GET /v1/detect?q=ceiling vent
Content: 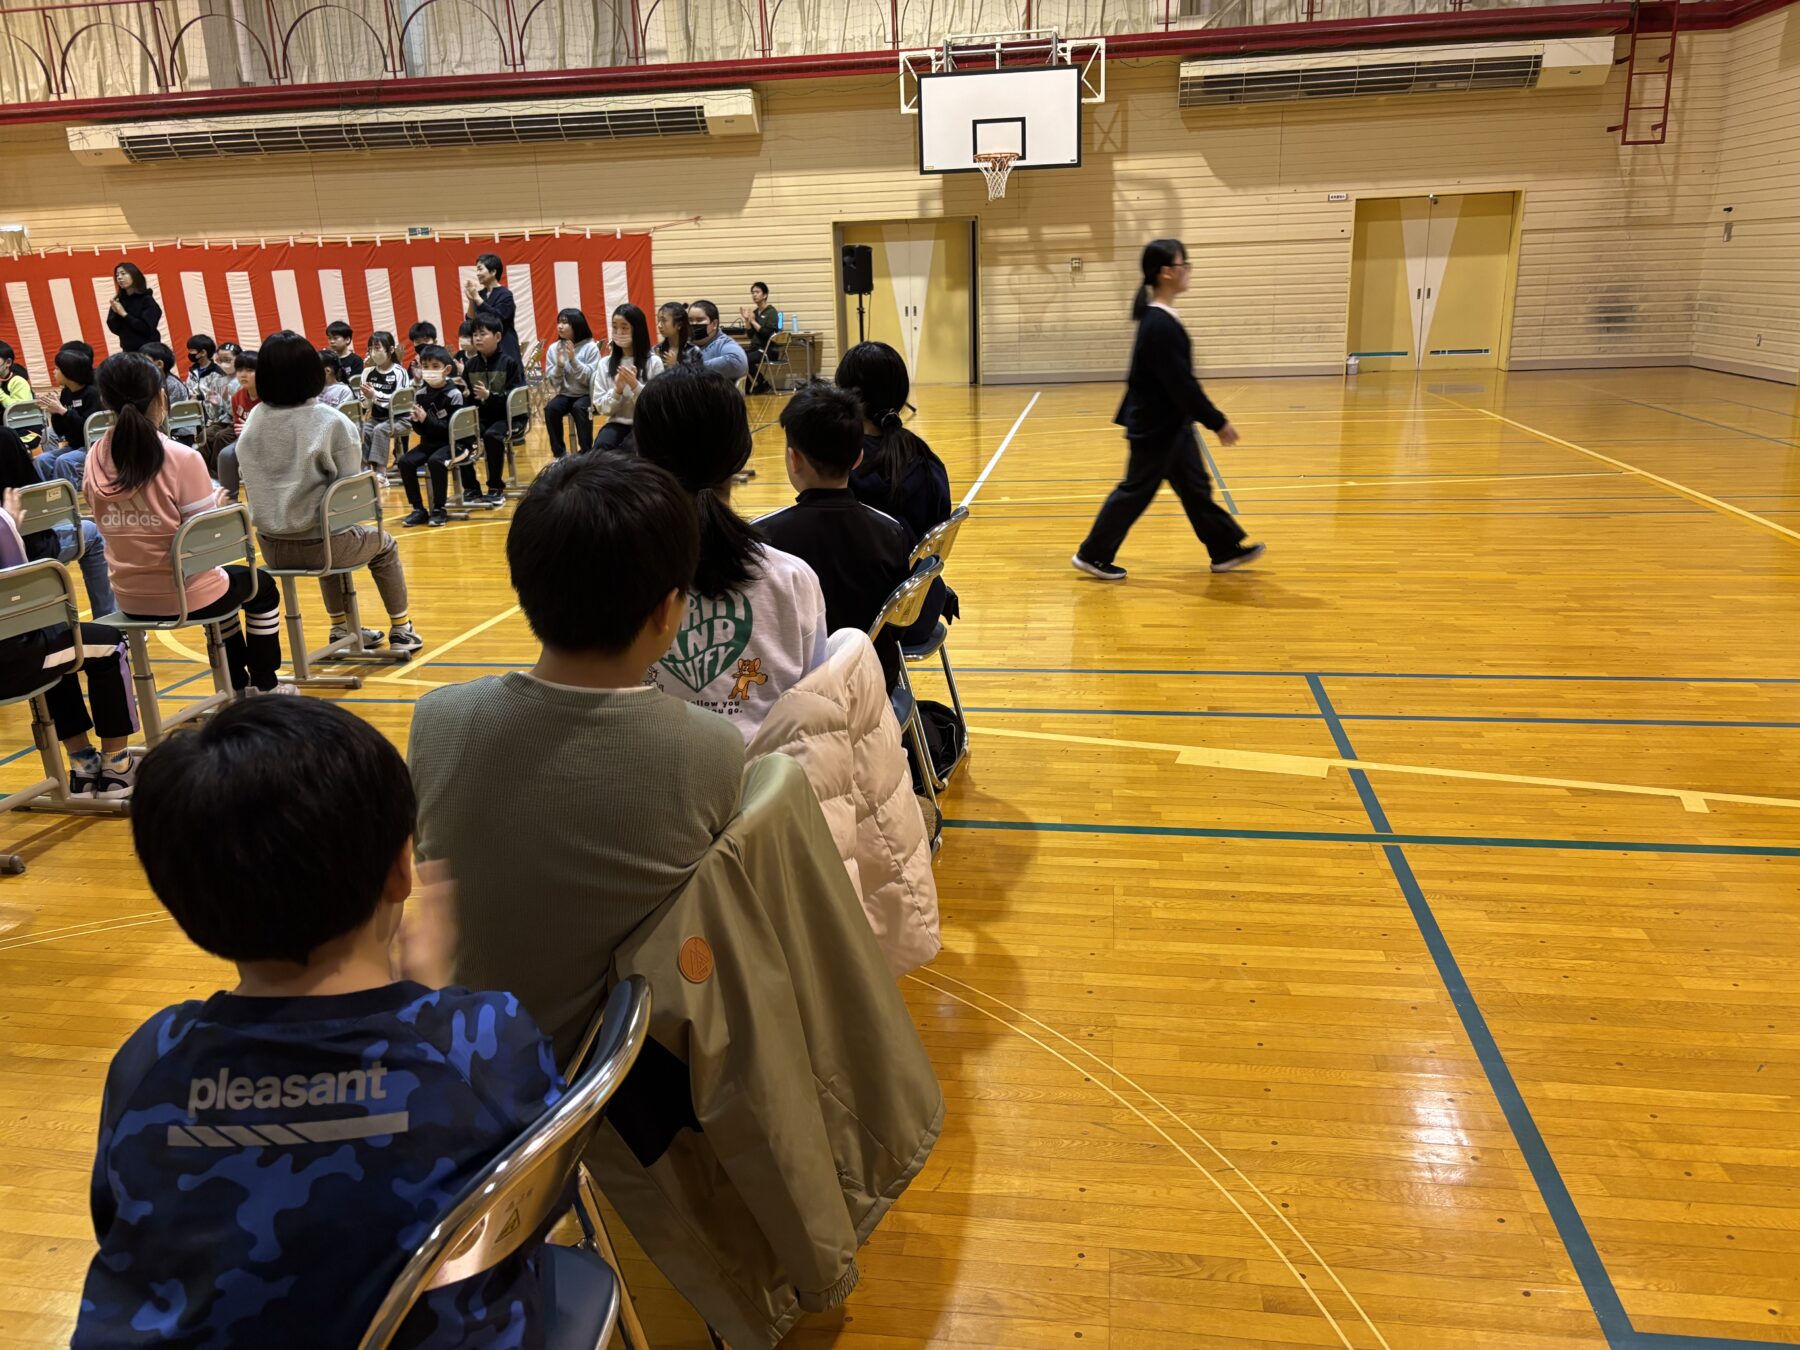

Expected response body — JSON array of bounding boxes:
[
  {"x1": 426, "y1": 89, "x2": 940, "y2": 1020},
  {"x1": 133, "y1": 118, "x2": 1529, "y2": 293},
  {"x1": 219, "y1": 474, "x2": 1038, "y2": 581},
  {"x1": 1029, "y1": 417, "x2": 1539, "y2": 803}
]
[
  {"x1": 67, "y1": 89, "x2": 760, "y2": 163},
  {"x1": 1179, "y1": 38, "x2": 1613, "y2": 106}
]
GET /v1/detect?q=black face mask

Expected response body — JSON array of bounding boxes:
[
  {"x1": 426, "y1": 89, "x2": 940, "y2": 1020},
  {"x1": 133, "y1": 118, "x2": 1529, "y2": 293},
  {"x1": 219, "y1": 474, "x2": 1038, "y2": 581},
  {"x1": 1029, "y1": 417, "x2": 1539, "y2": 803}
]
[{"x1": 691, "y1": 321, "x2": 711, "y2": 341}]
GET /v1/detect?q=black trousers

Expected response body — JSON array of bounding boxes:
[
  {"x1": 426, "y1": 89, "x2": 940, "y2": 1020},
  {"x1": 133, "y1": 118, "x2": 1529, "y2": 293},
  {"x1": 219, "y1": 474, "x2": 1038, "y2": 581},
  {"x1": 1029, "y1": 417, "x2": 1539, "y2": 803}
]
[
  {"x1": 124, "y1": 564, "x2": 282, "y2": 692},
  {"x1": 0, "y1": 623, "x2": 136, "y2": 741},
  {"x1": 399, "y1": 442, "x2": 450, "y2": 512},
  {"x1": 594, "y1": 420, "x2": 634, "y2": 453},
  {"x1": 1079, "y1": 428, "x2": 1246, "y2": 566},
  {"x1": 544, "y1": 394, "x2": 592, "y2": 458},
  {"x1": 480, "y1": 419, "x2": 524, "y2": 493}
]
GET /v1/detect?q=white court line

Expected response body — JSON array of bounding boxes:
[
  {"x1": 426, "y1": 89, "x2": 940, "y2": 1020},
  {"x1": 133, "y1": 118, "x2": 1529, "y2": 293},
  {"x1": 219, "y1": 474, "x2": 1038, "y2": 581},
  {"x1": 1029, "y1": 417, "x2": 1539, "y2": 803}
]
[
  {"x1": 959, "y1": 391, "x2": 1040, "y2": 509},
  {"x1": 0, "y1": 915, "x2": 170, "y2": 952}
]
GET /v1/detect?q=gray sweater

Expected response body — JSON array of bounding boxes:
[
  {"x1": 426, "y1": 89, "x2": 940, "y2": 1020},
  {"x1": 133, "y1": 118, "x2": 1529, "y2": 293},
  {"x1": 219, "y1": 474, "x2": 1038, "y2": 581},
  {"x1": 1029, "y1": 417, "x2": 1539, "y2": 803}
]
[
  {"x1": 408, "y1": 674, "x2": 746, "y2": 1059},
  {"x1": 234, "y1": 400, "x2": 362, "y2": 538}
]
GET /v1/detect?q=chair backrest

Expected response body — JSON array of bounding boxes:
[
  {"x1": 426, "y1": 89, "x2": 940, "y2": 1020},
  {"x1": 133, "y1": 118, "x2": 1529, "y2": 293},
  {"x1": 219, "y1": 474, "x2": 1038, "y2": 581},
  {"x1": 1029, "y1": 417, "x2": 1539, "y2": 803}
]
[
  {"x1": 166, "y1": 398, "x2": 205, "y2": 433},
  {"x1": 322, "y1": 471, "x2": 383, "y2": 540},
  {"x1": 909, "y1": 505, "x2": 969, "y2": 569},
  {"x1": 171, "y1": 504, "x2": 256, "y2": 621},
  {"x1": 767, "y1": 330, "x2": 791, "y2": 354},
  {"x1": 84, "y1": 410, "x2": 116, "y2": 447},
  {"x1": 868, "y1": 556, "x2": 943, "y2": 640},
  {"x1": 347, "y1": 372, "x2": 364, "y2": 392},
  {"x1": 447, "y1": 405, "x2": 480, "y2": 452},
  {"x1": 505, "y1": 385, "x2": 531, "y2": 423},
  {"x1": 357, "y1": 976, "x2": 653, "y2": 1350},
  {"x1": 3, "y1": 402, "x2": 45, "y2": 433},
  {"x1": 0, "y1": 557, "x2": 81, "y2": 653},
  {"x1": 387, "y1": 386, "x2": 416, "y2": 424},
  {"x1": 14, "y1": 479, "x2": 83, "y2": 549}
]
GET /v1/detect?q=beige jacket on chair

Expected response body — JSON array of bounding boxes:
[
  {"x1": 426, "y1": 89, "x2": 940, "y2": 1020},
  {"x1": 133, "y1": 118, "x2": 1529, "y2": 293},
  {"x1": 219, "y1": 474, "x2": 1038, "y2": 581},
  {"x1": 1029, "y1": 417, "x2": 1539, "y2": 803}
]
[
  {"x1": 746, "y1": 629, "x2": 941, "y2": 976},
  {"x1": 585, "y1": 752, "x2": 944, "y2": 1350}
]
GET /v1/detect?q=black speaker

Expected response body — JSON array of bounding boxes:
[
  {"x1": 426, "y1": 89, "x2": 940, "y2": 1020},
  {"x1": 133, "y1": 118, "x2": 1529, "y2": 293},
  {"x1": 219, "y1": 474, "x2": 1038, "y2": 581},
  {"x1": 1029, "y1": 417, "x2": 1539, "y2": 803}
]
[{"x1": 841, "y1": 243, "x2": 874, "y2": 296}]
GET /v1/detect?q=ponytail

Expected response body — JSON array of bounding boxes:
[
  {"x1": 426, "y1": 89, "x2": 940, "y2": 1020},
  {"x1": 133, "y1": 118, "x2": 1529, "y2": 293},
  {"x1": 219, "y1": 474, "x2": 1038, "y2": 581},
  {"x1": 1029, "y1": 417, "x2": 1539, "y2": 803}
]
[
  {"x1": 95, "y1": 352, "x2": 167, "y2": 494},
  {"x1": 833, "y1": 340, "x2": 930, "y2": 510},
  {"x1": 1133, "y1": 237, "x2": 1187, "y2": 321}
]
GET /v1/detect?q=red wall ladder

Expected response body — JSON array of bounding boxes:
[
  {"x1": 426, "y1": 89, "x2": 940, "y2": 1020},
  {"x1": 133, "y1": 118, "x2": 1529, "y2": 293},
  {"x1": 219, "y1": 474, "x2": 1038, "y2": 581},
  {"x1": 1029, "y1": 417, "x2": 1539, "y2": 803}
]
[{"x1": 1609, "y1": 1, "x2": 1682, "y2": 145}]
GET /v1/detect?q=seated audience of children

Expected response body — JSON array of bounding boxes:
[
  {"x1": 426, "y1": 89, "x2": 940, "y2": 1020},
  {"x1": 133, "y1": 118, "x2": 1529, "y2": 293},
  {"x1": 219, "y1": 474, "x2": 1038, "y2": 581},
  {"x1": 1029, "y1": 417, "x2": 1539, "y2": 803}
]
[
  {"x1": 398, "y1": 344, "x2": 464, "y2": 527},
  {"x1": 758, "y1": 382, "x2": 918, "y2": 690},
  {"x1": 359, "y1": 330, "x2": 411, "y2": 482},
  {"x1": 406, "y1": 320, "x2": 438, "y2": 381},
  {"x1": 73, "y1": 696, "x2": 562, "y2": 1348},
  {"x1": 0, "y1": 425, "x2": 116, "y2": 618},
  {"x1": 0, "y1": 485, "x2": 137, "y2": 798},
  {"x1": 84, "y1": 352, "x2": 290, "y2": 693},
  {"x1": 233, "y1": 331, "x2": 422, "y2": 654},
  {"x1": 635, "y1": 370, "x2": 826, "y2": 738},
  {"x1": 593, "y1": 304, "x2": 662, "y2": 452},
  {"x1": 461, "y1": 309, "x2": 525, "y2": 505},
  {"x1": 35, "y1": 344, "x2": 101, "y2": 487},
  {"x1": 542, "y1": 307, "x2": 600, "y2": 458},
  {"x1": 409, "y1": 451, "x2": 745, "y2": 1058},
  {"x1": 213, "y1": 348, "x2": 260, "y2": 498}
]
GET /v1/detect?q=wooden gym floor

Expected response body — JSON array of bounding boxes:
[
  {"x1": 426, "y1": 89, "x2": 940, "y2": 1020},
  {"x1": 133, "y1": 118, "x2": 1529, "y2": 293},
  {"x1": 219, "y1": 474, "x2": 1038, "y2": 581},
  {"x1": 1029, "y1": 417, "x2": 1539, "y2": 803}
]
[{"x1": 3, "y1": 366, "x2": 1799, "y2": 1348}]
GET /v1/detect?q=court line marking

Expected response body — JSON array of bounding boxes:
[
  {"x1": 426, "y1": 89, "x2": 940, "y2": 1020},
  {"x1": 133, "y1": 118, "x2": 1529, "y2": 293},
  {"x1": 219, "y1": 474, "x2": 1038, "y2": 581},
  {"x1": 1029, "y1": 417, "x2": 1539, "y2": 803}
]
[
  {"x1": 1305, "y1": 677, "x2": 1634, "y2": 1344},
  {"x1": 0, "y1": 908, "x2": 168, "y2": 949},
  {"x1": 0, "y1": 914, "x2": 171, "y2": 952},
  {"x1": 919, "y1": 967, "x2": 1393, "y2": 1350},
  {"x1": 1199, "y1": 436, "x2": 1238, "y2": 513},
  {"x1": 993, "y1": 469, "x2": 1628, "y2": 505},
  {"x1": 905, "y1": 971, "x2": 1365, "y2": 1350},
  {"x1": 1438, "y1": 398, "x2": 1800, "y2": 548},
  {"x1": 1582, "y1": 384, "x2": 1800, "y2": 451},
  {"x1": 153, "y1": 629, "x2": 211, "y2": 666},
  {"x1": 965, "y1": 723, "x2": 1784, "y2": 815},
  {"x1": 373, "y1": 604, "x2": 520, "y2": 683},
  {"x1": 959, "y1": 391, "x2": 1040, "y2": 509},
  {"x1": 965, "y1": 706, "x2": 1800, "y2": 731},
  {"x1": 941, "y1": 818, "x2": 1800, "y2": 858}
]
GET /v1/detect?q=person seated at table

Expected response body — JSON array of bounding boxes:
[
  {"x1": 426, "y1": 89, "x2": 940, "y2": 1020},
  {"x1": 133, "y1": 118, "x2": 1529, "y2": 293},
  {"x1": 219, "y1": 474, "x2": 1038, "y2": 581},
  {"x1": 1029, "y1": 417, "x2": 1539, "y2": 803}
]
[{"x1": 739, "y1": 281, "x2": 779, "y2": 393}]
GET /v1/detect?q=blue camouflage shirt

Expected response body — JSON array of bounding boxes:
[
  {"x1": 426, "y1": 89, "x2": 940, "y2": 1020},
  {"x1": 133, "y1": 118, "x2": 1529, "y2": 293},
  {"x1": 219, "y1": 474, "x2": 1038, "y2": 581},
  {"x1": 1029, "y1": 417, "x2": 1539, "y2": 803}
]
[{"x1": 74, "y1": 982, "x2": 563, "y2": 1349}]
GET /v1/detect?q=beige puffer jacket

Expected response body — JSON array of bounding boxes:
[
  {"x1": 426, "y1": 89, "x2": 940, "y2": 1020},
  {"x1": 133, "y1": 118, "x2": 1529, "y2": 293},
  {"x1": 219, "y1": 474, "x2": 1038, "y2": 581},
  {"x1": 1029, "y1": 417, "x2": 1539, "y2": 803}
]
[{"x1": 747, "y1": 629, "x2": 941, "y2": 976}]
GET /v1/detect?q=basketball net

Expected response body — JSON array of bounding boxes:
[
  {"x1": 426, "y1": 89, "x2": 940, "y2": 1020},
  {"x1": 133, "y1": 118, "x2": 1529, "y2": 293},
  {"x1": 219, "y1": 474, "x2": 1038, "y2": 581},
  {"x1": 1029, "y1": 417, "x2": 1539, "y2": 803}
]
[{"x1": 974, "y1": 151, "x2": 1019, "y2": 201}]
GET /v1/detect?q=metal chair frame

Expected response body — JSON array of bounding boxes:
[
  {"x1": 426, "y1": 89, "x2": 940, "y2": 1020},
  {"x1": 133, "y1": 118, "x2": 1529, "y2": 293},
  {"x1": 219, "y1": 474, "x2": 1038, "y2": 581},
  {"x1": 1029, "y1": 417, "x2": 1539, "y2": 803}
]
[
  {"x1": 444, "y1": 405, "x2": 499, "y2": 518},
  {"x1": 504, "y1": 384, "x2": 532, "y2": 497},
  {"x1": 261, "y1": 472, "x2": 412, "y2": 690},
  {"x1": 358, "y1": 977, "x2": 653, "y2": 1350},
  {"x1": 903, "y1": 506, "x2": 971, "y2": 791},
  {"x1": 870, "y1": 555, "x2": 947, "y2": 826},
  {"x1": 83, "y1": 410, "x2": 116, "y2": 449},
  {"x1": 96, "y1": 503, "x2": 257, "y2": 746},
  {"x1": 165, "y1": 398, "x2": 205, "y2": 439},
  {"x1": 757, "y1": 328, "x2": 794, "y2": 392},
  {"x1": 0, "y1": 556, "x2": 130, "y2": 874},
  {"x1": 3, "y1": 403, "x2": 46, "y2": 435},
  {"x1": 14, "y1": 480, "x2": 85, "y2": 566}
]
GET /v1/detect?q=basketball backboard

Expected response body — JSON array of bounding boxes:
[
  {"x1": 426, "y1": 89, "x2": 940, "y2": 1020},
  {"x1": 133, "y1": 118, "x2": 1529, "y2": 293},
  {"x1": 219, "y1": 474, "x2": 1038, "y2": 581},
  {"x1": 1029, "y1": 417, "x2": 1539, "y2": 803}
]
[{"x1": 903, "y1": 29, "x2": 1103, "y2": 178}]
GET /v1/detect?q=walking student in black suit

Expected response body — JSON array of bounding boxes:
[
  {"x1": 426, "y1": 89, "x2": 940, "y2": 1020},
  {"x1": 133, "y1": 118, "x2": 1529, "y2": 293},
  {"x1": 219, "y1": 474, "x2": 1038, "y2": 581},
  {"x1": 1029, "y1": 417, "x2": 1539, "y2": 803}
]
[{"x1": 1073, "y1": 238, "x2": 1263, "y2": 581}]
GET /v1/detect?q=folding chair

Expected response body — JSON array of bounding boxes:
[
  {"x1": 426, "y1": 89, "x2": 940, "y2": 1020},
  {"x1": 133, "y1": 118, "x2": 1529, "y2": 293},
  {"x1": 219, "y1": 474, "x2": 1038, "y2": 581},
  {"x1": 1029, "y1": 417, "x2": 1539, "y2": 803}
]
[
  {"x1": 263, "y1": 472, "x2": 412, "y2": 690},
  {"x1": 444, "y1": 406, "x2": 498, "y2": 519},
  {"x1": 347, "y1": 372, "x2": 364, "y2": 396},
  {"x1": 358, "y1": 976, "x2": 653, "y2": 1350},
  {"x1": 756, "y1": 330, "x2": 793, "y2": 392},
  {"x1": 3, "y1": 403, "x2": 45, "y2": 436},
  {"x1": 903, "y1": 506, "x2": 971, "y2": 791},
  {"x1": 504, "y1": 384, "x2": 532, "y2": 496},
  {"x1": 96, "y1": 504, "x2": 256, "y2": 746},
  {"x1": 165, "y1": 398, "x2": 205, "y2": 441},
  {"x1": 14, "y1": 479, "x2": 85, "y2": 562},
  {"x1": 0, "y1": 557, "x2": 129, "y2": 875},
  {"x1": 83, "y1": 410, "x2": 116, "y2": 448},
  {"x1": 870, "y1": 555, "x2": 947, "y2": 829}
]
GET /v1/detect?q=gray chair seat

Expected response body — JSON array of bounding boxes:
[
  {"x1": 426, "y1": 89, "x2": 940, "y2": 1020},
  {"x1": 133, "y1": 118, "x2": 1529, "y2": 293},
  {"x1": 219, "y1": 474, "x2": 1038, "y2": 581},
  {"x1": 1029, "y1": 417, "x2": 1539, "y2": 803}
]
[{"x1": 540, "y1": 1244, "x2": 620, "y2": 1350}]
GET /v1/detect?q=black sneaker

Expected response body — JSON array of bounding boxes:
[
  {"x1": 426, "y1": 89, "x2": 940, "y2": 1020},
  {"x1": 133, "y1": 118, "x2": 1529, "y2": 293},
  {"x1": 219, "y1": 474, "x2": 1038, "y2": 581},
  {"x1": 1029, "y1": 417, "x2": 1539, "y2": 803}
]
[
  {"x1": 1211, "y1": 542, "x2": 1266, "y2": 573},
  {"x1": 428, "y1": 509, "x2": 449, "y2": 527},
  {"x1": 1071, "y1": 554, "x2": 1127, "y2": 582},
  {"x1": 401, "y1": 508, "x2": 430, "y2": 527}
]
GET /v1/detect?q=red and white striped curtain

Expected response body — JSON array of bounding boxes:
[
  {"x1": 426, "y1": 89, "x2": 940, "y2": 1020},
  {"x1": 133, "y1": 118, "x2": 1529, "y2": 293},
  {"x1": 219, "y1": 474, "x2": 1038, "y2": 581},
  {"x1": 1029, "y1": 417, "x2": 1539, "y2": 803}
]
[{"x1": 0, "y1": 233, "x2": 655, "y2": 376}]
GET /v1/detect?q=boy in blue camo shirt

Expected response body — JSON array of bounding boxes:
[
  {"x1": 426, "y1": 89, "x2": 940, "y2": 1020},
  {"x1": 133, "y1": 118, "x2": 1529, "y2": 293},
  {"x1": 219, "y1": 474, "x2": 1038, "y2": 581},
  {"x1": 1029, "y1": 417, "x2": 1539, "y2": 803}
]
[{"x1": 74, "y1": 697, "x2": 563, "y2": 1349}]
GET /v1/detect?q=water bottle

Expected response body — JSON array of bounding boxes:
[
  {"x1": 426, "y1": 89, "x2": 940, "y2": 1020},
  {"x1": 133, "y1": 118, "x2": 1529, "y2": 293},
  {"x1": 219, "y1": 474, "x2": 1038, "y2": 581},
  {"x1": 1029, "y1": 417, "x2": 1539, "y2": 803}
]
[{"x1": 1345, "y1": 354, "x2": 1360, "y2": 377}]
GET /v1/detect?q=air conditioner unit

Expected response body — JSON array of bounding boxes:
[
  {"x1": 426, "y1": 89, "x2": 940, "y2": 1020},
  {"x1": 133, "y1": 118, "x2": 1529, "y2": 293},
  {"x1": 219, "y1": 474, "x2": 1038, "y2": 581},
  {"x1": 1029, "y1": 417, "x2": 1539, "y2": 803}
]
[
  {"x1": 66, "y1": 89, "x2": 760, "y2": 164},
  {"x1": 1178, "y1": 38, "x2": 1613, "y2": 106}
]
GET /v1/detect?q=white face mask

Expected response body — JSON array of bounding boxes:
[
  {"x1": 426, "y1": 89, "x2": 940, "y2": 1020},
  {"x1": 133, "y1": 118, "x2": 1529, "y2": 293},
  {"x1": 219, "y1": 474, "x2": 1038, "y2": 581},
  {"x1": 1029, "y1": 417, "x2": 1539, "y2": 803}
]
[{"x1": 421, "y1": 369, "x2": 447, "y2": 387}]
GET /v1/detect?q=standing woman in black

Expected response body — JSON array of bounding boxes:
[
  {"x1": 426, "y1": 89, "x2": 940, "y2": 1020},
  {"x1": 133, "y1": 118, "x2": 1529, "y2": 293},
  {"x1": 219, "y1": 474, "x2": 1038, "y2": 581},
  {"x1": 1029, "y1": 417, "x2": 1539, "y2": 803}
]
[
  {"x1": 1073, "y1": 238, "x2": 1263, "y2": 581},
  {"x1": 106, "y1": 263, "x2": 163, "y2": 354},
  {"x1": 462, "y1": 253, "x2": 522, "y2": 368}
]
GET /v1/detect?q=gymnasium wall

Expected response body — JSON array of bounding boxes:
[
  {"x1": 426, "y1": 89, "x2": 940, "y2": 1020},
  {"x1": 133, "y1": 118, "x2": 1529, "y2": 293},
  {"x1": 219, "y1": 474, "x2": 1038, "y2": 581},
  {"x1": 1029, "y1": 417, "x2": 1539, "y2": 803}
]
[
  {"x1": 1, "y1": 19, "x2": 1791, "y2": 384},
  {"x1": 1694, "y1": 7, "x2": 1800, "y2": 383}
]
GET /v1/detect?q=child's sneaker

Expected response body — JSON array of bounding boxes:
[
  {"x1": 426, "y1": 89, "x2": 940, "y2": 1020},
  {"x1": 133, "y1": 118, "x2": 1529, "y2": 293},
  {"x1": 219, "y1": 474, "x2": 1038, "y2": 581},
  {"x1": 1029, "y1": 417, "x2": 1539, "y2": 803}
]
[
  {"x1": 401, "y1": 508, "x2": 431, "y2": 528},
  {"x1": 388, "y1": 623, "x2": 423, "y2": 655},
  {"x1": 74, "y1": 750, "x2": 137, "y2": 801},
  {"x1": 329, "y1": 624, "x2": 385, "y2": 648},
  {"x1": 427, "y1": 509, "x2": 449, "y2": 527}
]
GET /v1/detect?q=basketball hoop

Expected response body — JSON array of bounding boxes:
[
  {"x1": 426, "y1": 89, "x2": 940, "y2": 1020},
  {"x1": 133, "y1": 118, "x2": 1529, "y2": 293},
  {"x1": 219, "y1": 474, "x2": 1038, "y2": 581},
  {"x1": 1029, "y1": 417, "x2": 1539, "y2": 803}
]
[{"x1": 974, "y1": 151, "x2": 1019, "y2": 201}]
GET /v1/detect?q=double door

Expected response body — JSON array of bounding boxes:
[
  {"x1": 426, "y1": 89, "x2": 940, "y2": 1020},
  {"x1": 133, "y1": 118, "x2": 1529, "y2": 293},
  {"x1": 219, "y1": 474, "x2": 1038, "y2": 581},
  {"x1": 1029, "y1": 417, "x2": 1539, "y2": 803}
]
[
  {"x1": 839, "y1": 219, "x2": 973, "y2": 384},
  {"x1": 1347, "y1": 192, "x2": 1517, "y2": 372}
]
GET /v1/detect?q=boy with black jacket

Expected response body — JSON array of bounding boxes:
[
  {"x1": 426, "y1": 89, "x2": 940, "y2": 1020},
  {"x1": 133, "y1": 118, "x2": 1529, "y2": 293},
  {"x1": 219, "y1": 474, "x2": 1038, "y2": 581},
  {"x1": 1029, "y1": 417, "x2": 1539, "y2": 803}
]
[
  {"x1": 397, "y1": 346, "x2": 464, "y2": 527},
  {"x1": 461, "y1": 309, "x2": 524, "y2": 505},
  {"x1": 757, "y1": 382, "x2": 917, "y2": 691}
]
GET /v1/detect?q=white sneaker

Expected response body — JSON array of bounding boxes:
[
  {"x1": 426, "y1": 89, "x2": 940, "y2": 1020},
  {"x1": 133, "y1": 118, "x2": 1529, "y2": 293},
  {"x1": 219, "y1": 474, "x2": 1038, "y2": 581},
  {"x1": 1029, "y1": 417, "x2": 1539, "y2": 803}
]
[
  {"x1": 73, "y1": 750, "x2": 137, "y2": 801},
  {"x1": 329, "y1": 624, "x2": 385, "y2": 649},
  {"x1": 251, "y1": 681, "x2": 301, "y2": 696},
  {"x1": 388, "y1": 623, "x2": 423, "y2": 655}
]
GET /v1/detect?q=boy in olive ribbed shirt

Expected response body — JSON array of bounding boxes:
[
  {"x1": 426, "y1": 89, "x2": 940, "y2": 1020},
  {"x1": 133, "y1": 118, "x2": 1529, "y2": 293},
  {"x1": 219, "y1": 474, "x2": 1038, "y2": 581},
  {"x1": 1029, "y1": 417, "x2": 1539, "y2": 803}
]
[{"x1": 408, "y1": 453, "x2": 744, "y2": 1063}]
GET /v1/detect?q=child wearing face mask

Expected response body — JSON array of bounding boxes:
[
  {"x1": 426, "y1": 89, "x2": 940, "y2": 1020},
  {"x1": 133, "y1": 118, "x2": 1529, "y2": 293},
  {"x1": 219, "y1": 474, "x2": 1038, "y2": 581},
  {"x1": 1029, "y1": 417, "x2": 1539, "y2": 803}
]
[
  {"x1": 358, "y1": 331, "x2": 411, "y2": 483},
  {"x1": 397, "y1": 346, "x2": 465, "y2": 528}
]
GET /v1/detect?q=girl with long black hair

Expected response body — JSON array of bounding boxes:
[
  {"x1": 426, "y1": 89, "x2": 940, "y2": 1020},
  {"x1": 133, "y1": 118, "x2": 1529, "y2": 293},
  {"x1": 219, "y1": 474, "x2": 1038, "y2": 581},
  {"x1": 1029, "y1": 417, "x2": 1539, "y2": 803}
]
[
  {"x1": 543, "y1": 308, "x2": 601, "y2": 458},
  {"x1": 836, "y1": 341, "x2": 952, "y2": 540},
  {"x1": 654, "y1": 302, "x2": 703, "y2": 372},
  {"x1": 83, "y1": 353, "x2": 290, "y2": 693},
  {"x1": 107, "y1": 262, "x2": 163, "y2": 354},
  {"x1": 594, "y1": 303, "x2": 662, "y2": 452},
  {"x1": 1073, "y1": 238, "x2": 1262, "y2": 581},
  {"x1": 633, "y1": 369, "x2": 826, "y2": 739}
]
